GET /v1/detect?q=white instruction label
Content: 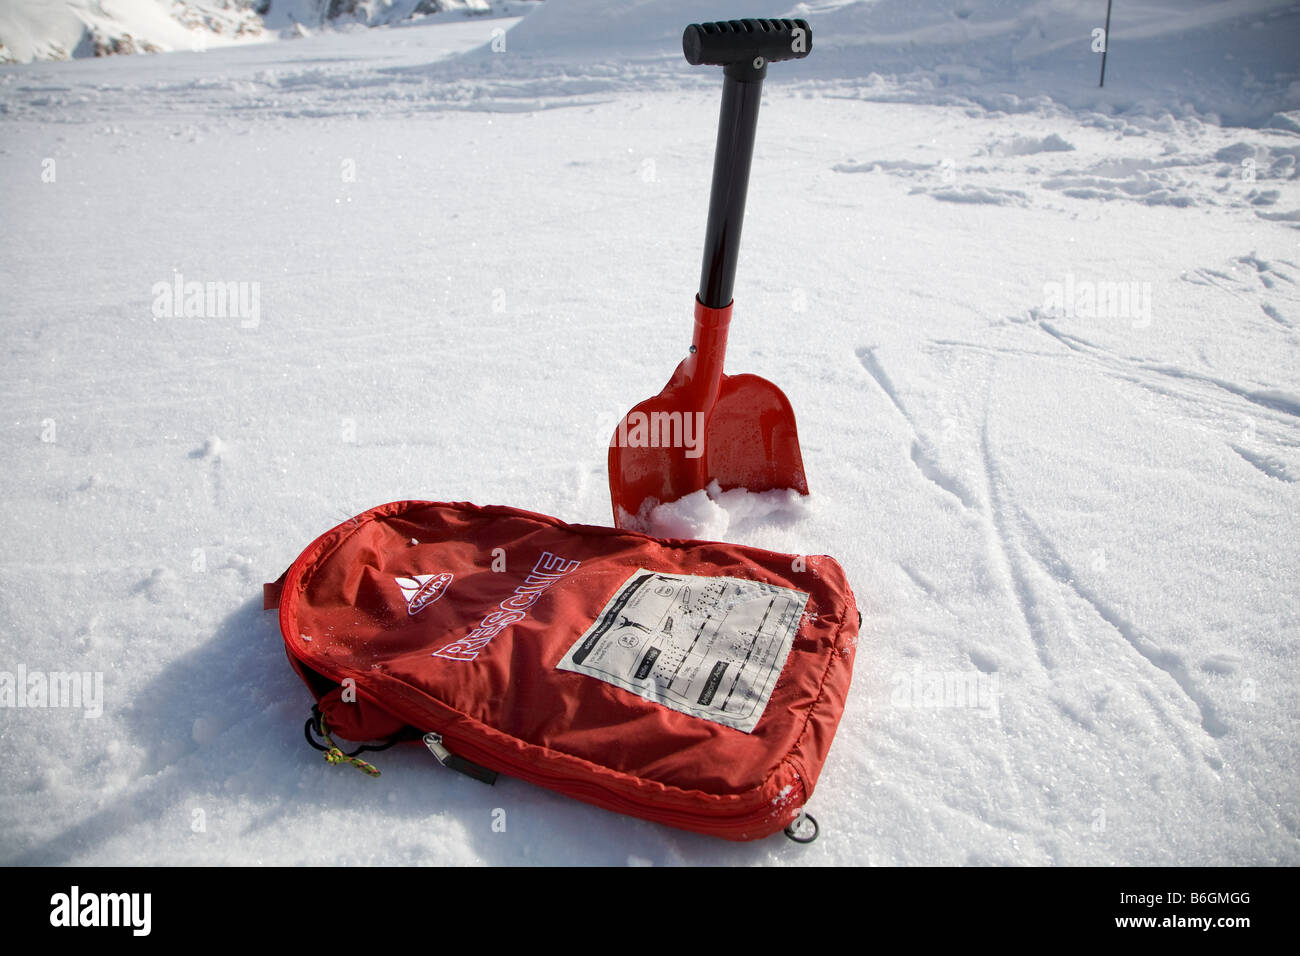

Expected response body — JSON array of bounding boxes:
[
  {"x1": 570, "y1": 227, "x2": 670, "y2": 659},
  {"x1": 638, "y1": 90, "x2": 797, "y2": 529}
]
[{"x1": 556, "y1": 569, "x2": 809, "y2": 733}]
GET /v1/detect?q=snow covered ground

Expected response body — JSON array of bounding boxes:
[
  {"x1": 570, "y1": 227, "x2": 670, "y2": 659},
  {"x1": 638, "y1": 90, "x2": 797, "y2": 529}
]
[{"x1": 2, "y1": 0, "x2": 1298, "y2": 865}]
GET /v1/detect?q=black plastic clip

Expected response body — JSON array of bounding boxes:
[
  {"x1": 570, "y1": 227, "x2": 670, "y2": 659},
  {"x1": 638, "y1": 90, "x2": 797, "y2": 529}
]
[{"x1": 784, "y1": 809, "x2": 819, "y2": 844}]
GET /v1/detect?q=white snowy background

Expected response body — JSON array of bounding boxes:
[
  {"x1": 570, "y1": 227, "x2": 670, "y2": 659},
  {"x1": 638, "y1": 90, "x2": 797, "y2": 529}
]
[{"x1": 1, "y1": 0, "x2": 1298, "y2": 865}]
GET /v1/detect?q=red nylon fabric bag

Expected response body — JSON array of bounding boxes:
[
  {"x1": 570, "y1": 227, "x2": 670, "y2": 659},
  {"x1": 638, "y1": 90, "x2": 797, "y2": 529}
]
[{"x1": 272, "y1": 500, "x2": 858, "y2": 841}]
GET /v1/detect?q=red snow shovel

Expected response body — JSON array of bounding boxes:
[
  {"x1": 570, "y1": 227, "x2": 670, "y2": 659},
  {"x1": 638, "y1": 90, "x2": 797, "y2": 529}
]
[{"x1": 609, "y1": 19, "x2": 811, "y2": 528}]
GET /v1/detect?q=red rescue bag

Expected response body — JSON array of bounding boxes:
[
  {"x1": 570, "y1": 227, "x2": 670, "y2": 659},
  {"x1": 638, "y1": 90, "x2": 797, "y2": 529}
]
[{"x1": 267, "y1": 500, "x2": 858, "y2": 841}]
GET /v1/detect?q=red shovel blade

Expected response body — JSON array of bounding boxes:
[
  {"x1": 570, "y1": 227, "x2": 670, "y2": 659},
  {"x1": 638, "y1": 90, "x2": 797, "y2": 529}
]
[{"x1": 608, "y1": 300, "x2": 808, "y2": 528}]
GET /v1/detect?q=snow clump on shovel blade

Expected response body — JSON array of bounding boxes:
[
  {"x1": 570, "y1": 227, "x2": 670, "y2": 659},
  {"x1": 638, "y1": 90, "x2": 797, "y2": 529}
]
[{"x1": 625, "y1": 481, "x2": 811, "y2": 541}]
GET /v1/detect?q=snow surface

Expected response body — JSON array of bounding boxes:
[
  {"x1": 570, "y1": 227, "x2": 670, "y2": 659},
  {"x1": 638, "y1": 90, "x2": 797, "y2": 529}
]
[{"x1": 1, "y1": 0, "x2": 1299, "y2": 865}]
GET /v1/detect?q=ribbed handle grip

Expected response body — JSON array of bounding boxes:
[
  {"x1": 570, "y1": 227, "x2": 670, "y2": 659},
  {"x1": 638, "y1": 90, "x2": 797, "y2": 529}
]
[{"x1": 682, "y1": 18, "x2": 812, "y2": 68}]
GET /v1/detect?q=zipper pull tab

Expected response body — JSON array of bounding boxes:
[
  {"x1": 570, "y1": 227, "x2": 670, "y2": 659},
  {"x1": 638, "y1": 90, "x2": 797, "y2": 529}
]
[
  {"x1": 423, "y1": 733, "x2": 498, "y2": 786},
  {"x1": 422, "y1": 732, "x2": 454, "y2": 763}
]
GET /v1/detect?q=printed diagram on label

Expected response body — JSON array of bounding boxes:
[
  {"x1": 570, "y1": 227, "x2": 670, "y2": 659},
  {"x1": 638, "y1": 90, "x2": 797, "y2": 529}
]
[{"x1": 556, "y1": 569, "x2": 809, "y2": 733}]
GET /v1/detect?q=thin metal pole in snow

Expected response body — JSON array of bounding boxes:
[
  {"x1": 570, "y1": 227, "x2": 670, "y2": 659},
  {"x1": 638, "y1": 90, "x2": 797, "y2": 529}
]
[{"x1": 1099, "y1": 0, "x2": 1114, "y2": 87}]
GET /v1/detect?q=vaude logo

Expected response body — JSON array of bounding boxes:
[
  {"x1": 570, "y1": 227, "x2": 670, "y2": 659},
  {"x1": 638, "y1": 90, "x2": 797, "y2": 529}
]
[
  {"x1": 50, "y1": 886, "x2": 151, "y2": 936},
  {"x1": 396, "y1": 572, "x2": 454, "y2": 615}
]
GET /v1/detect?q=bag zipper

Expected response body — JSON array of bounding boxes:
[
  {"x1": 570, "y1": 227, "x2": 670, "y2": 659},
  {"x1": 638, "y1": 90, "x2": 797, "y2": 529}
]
[
  {"x1": 428, "y1": 723, "x2": 803, "y2": 841},
  {"x1": 292, "y1": 642, "x2": 803, "y2": 840},
  {"x1": 423, "y1": 732, "x2": 499, "y2": 786}
]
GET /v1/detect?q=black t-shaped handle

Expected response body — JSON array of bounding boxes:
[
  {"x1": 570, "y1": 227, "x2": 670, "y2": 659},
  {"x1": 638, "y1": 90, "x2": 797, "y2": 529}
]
[{"x1": 683, "y1": 18, "x2": 811, "y2": 81}]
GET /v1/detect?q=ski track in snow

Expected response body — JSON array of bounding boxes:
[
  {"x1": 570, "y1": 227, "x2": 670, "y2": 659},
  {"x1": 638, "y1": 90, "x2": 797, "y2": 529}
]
[
  {"x1": 856, "y1": 345, "x2": 979, "y2": 510},
  {"x1": 1029, "y1": 303, "x2": 1300, "y2": 441},
  {"x1": 977, "y1": 399, "x2": 1059, "y2": 674},
  {"x1": 862, "y1": 336, "x2": 1247, "y2": 739},
  {"x1": 1011, "y1": 503, "x2": 1231, "y2": 741},
  {"x1": 861, "y1": 323, "x2": 1298, "y2": 722}
]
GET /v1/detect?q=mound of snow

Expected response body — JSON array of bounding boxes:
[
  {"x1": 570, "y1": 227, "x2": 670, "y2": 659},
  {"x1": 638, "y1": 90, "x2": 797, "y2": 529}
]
[
  {"x1": 623, "y1": 482, "x2": 811, "y2": 541},
  {"x1": 0, "y1": 0, "x2": 263, "y2": 63},
  {"x1": 0, "y1": 0, "x2": 527, "y2": 64}
]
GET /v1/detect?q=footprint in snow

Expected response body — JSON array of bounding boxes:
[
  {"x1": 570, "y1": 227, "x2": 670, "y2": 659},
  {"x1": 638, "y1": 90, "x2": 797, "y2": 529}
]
[
  {"x1": 987, "y1": 133, "x2": 1075, "y2": 157},
  {"x1": 1200, "y1": 652, "x2": 1243, "y2": 676},
  {"x1": 189, "y1": 436, "x2": 225, "y2": 460},
  {"x1": 909, "y1": 184, "x2": 1028, "y2": 206}
]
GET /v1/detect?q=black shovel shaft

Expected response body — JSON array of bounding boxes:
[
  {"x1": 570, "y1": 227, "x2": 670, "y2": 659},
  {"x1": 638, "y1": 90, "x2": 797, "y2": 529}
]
[
  {"x1": 699, "y1": 75, "x2": 763, "y2": 308},
  {"x1": 687, "y1": 19, "x2": 811, "y2": 309}
]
